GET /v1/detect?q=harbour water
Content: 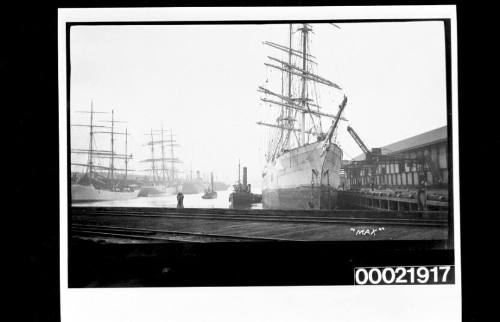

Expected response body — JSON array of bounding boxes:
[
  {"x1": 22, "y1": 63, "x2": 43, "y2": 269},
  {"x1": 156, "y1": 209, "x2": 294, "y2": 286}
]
[{"x1": 73, "y1": 188, "x2": 262, "y2": 209}]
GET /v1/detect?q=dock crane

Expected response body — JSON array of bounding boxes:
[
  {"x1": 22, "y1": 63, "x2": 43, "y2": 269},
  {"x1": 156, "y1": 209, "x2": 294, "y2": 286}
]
[
  {"x1": 346, "y1": 126, "x2": 376, "y2": 160},
  {"x1": 346, "y1": 125, "x2": 443, "y2": 186}
]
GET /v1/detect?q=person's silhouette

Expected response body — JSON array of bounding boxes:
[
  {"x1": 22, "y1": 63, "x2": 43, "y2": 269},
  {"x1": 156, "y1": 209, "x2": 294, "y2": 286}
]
[{"x1": 177, "y1": 192, "x2": 184, "y2": 208}]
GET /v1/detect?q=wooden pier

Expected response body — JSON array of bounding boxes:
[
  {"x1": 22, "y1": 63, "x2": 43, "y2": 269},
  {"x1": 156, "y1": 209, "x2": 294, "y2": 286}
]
[
  {"x1": 338, "y1": 190, "x2": 449, "y2": 211},
  {"x1": 71, "y1": 206, "x2": 448, "y2": 243}
]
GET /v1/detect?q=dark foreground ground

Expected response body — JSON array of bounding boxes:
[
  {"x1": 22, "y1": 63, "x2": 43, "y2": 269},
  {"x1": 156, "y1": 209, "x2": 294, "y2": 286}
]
[{"x1": 69, "y1": 207, "x2": 452, "y2": 287}]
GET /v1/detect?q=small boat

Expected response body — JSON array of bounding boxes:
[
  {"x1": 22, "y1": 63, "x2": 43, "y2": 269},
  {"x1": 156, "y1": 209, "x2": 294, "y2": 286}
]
[{"x1": 202, "y1": 172, "x2": 218, "y2": 199}]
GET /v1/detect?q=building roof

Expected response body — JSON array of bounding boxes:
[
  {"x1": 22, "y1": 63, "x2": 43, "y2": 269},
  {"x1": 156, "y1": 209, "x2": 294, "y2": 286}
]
[{"x1": 352, "y1": 125, "x2": 448, "y2": 161}]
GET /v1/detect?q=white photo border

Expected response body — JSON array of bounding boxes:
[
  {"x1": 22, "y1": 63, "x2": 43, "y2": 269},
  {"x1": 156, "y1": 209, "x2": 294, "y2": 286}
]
[{"x1": 59, "y1": 6, "x2": 460, "y2": 322}]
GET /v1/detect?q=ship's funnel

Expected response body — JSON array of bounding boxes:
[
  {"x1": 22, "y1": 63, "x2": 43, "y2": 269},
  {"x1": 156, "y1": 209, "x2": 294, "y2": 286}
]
[{"x1": 243, "y1": 167, "x2": 247, "y2": 186}]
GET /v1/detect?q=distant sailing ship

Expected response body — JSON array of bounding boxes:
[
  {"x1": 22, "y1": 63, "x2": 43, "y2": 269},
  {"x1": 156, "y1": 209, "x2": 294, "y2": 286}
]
[
  {"x1": 139, "y1": 127, "x2": 182, "y2": 197},
  {"x1": 71, "y1": 102, "x2": 139, "y2": 202},
  {"x1": 257, "y1": 24, "x2": 348, "y2": 210}
]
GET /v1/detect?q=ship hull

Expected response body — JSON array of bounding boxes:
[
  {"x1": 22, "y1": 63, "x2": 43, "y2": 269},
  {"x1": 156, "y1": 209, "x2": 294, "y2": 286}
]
[
  {"x1": 262, "y1": 141, "x2": 342, "y2": 210},
  {"x1": 71, "y1": 184, "x2": 140, "y2": 203},
  {"x1": 181, "y1": 181, "x2": 206, "y2": 194},
  {"x1": 201, "y1": 191, "x2": 218, "y2": 199},
  {"x1": 138, "y1": 185, "x2": 178, "y2": 197},
  {"x1": 230, "y1": 191, "x2": 262, "y2": 206}
]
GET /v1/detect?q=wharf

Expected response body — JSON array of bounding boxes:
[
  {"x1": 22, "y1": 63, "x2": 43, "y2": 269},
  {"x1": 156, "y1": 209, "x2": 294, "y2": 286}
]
[
  {"x1": 338, "y1": 190, "x2": 449, "y2": 211},
  {"x1": 69, "y1": 206, "x2": 450, "y2": 287},
  {"x1": 71, "y1": 206, "x2": 448, "y2": 243}
]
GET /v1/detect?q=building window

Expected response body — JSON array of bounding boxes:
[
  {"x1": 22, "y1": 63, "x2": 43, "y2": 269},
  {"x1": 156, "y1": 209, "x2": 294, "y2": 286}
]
[
  {"x1": 431, "y1": 146, "x2": 438, "y2": 162},
  {"x1": 439, "y1": 144, "x2": 447, "y2": 169}
]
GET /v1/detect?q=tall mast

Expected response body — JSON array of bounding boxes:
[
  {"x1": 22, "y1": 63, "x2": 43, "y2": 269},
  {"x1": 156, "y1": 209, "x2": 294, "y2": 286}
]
[
  {"x1": 88, "y1": 100, "x2": 94, "y2": 179},
  {"x1": 284, "y1": 24, "x2": 293, "y2": 150},
  {"x1": 257, "y1": 23, "x2": 347, "y2": 158},
  {"x1": 170, "y1": 129, "x2": 175, "y2": 182},
  {"x1": 150, "y1": 128, "x2": 156, "y2": 184},
  {"x1": 288, "y1": 24, "x2": 293, "y2": 99},
  {"x1": 161, "y1": 125, "x2": 166, "y2": 184},
  {"x1": 72, "y1": 106, "x2": 132, "y2": 181},
  {"x1": 124, "y1": 127, "x2": 128, "y2": 182},
  {"x1": 300, "y1": 23, "x2": 309, "y2": 145},
  {"x1": 109, "y1": 109, "x2": 115, "y2": 182}
]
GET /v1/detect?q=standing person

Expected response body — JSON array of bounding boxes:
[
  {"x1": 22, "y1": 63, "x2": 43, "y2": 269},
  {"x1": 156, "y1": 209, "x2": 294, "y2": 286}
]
[
  {"x1": 177, "y1": 192, "x2": 184, "y2": 208},
  {"x1": 417, "y1": 179, "x2": 428, "y2": 211}
]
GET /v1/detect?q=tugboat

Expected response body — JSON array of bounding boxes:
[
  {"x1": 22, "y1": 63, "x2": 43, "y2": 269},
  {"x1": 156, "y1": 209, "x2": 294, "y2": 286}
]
[
  {"x1": 202, "y1": 172, "x2": 217, "y2": 199},
  {"x1": 229, "y1": 161, "x2": 262, "y2": 208}
]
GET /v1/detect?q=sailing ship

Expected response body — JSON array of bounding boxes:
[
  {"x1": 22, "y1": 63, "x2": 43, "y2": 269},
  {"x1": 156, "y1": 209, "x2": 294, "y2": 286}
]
[
  {"x1": 71, "y1": 103, "x2": 139, "y2": 203},
  {"x1": 257, "y1": 24, "x2": 348, "y2": 210},
  {"x1": 201, "y1": 172, "x2": 217, "y2": 199},
  {"x1": 139, "y1": 127, "x2": 182, "y2": 197}
]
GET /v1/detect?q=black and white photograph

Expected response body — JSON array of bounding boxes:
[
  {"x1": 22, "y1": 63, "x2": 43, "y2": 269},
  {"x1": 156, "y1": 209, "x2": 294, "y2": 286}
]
[{"x1": 58, "y1": 5, "x2": 461, "y2": 322}]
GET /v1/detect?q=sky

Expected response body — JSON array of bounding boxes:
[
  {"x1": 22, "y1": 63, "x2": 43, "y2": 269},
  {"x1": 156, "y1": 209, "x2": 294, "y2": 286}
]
[{"x1": 70, "y1": 21, "x2": 447, "y2": 187}]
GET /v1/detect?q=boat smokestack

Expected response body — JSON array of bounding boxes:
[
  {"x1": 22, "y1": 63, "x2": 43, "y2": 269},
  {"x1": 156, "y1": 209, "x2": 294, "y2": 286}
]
[{"x1": 243, "y1": 167, "x2": 247, "y2": 186}]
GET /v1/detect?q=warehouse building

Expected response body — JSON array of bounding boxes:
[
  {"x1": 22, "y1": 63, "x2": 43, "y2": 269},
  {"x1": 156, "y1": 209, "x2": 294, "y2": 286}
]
[
  {"x1": 340, "y1": 125, "x2": 449, "y2": 210},
  {"x1": 344, "y1": 125, "x2": 448, "y2": 189}
]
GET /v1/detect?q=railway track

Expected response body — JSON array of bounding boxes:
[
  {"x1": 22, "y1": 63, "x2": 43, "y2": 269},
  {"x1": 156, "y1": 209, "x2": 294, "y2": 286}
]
[
  {"x1": 72, "y1": 206, "x2": 447, "y2": 218},
  {"x1": 72, "y1": 207, "x2": 447, "y2": 227},
  {"x1": 72, "y1": 223, "x2": 289, "y2": 242}
]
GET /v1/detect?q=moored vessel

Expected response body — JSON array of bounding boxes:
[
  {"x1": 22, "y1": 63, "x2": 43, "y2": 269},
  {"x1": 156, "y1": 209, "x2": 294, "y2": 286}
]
[
  {"x1": 229, "y1": 162, "x2": 261, "y2": 208},
  {"x1": 258, "y1": 24, "x2": 348, "y2": 210},
  {"x1": 181, "y1": 170, "x2": 206, "y2": 194},
  {"x1": 139, "y1": 127, "x2": 182, "y2": 197},
  {"x1": 71, "y1": 103, "x2": 139, "y2": 203},
  {"x1": 202, "y1": 172, "x2": 217, "y2": 199}
]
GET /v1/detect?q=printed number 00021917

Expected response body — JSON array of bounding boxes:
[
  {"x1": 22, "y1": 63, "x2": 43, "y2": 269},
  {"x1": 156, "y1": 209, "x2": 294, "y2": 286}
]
[{"x1": 354, "y1": 266, "x2": 454, "y2": 285}]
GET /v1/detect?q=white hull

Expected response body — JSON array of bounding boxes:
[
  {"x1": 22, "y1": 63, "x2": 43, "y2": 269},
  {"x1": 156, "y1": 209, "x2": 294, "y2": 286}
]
[
  {"x1": 71, "y1": 184, "x2": 140, "y2": 203},
  {"x1": 262, "y1": 141, "x2": 342, "y2": 209}
]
